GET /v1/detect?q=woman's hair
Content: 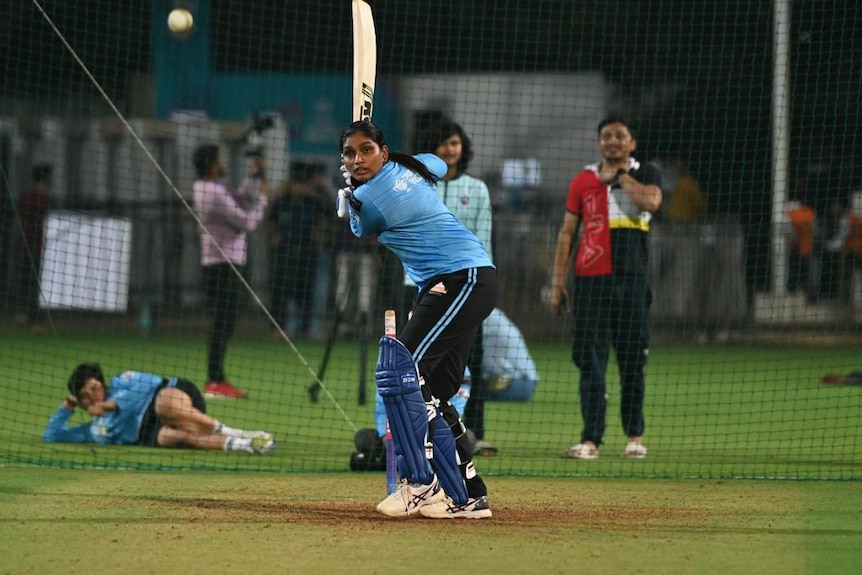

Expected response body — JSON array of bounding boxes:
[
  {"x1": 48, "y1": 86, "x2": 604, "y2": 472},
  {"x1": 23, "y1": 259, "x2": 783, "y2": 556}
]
[
  {"x1": 415, "y1": 119, "x2": 474, "y2": 174},
  {"x1": 67, "y1": 363, "x2": 105, "y2": 397},
  {"x1": 340, "y1": 121, "x2": 439, "y2": 185},
  {"x1": 193, "y1": 144, "x2": 220, "y2": 178}
]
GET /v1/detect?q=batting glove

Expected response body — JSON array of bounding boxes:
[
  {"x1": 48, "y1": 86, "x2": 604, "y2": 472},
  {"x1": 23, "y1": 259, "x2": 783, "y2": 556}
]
[
  {"x1": 336, "y1": 187, "x2": 363, "y2": 218},
  {"x1": 336, "y1": 187, "x2": 351, "y2": 218},
  {"x1": 340, "y1": 163, "x2": 353, "y2": 187}
]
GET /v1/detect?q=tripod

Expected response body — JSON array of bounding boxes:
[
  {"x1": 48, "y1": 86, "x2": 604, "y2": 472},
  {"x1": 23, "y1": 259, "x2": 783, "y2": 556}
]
[{"x1": 307, "y1": 240, "x2": 377, "y2": 404}]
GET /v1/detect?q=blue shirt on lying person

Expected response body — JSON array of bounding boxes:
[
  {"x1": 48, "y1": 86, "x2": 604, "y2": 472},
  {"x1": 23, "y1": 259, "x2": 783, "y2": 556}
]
[{"x1": 43, "y1": 371, "x2": 175, "y2": 444}]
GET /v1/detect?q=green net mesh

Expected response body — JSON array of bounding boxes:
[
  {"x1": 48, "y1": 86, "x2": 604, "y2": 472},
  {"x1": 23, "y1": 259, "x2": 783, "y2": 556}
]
[{"x1": 1, "y1": 0, "x2": 860, "y2": 479}]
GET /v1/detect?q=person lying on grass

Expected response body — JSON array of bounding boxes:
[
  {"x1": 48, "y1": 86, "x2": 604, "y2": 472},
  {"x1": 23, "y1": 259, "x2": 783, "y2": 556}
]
[{"x1": 42, "y1": 362, "x2": 275, "y2": 454}]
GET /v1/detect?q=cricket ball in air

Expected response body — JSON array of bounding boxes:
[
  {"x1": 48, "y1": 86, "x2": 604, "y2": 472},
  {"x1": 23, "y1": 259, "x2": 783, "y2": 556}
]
[{"x1": 167, "y1": 9, "x2": 194, "y2": 34}]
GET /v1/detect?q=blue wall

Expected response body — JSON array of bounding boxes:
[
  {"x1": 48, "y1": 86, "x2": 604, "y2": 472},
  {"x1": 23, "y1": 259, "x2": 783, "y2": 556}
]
[{"x1": 151, "y1": 0, "x2": 400, "y2": 154}]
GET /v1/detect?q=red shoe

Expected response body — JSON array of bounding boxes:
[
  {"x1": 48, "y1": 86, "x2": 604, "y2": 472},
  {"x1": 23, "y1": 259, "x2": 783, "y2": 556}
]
[{"x1": 204, "y1": 380, "x2": 248, "y2": 399}]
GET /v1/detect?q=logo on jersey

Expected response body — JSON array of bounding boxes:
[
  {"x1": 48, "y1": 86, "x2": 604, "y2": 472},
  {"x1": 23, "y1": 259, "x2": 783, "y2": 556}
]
[
  {"x1": 395, "y1": 171, "x2": 423, "y2": 192},
  {"x1": 394, "y1": 177, "x2": 409, "y2": 192},
  {"x1": 429, "y1": 282, "x2": 447, "y2": 295},
  {"x1": 579, "y1": 195, "x2": 606, "y2": 269}
]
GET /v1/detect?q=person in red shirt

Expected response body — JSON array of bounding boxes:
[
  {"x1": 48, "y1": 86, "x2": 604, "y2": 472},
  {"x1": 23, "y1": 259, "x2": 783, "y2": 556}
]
[
  {"x1": 15, "y1": 164, "x2": 54, "y2": 329},
  {"x1": 548, "y1": 117, "x2": 663, "y2": 460}
]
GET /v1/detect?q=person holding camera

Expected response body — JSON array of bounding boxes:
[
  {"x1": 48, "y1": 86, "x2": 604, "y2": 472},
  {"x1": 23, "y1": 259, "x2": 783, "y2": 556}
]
[{"x1": 192, "y1": 144, "x2": 268, "y2": 399}]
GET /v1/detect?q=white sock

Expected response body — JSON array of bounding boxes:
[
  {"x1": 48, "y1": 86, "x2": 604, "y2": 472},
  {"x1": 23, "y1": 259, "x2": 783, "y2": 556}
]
[
  {"x1": 214, "y1": 420, "x2": 247, "y2": 438},
  {"x1": 223, "y1": 436, "x2": 253, "y2": 453}
]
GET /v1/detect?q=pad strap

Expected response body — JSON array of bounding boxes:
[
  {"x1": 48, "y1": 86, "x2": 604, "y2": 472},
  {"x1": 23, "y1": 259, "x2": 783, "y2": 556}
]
[
  {"x1": 376, "y1": 336, "x2": 433, "y2": 484},
  {"x1": 429, "y1": 407, "x2": 469, "y2": 505}
]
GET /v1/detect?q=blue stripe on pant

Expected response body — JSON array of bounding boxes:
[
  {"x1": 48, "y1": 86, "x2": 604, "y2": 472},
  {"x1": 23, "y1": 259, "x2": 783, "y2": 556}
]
[
  {"x1": 396, "y1": 266, "x2": 497, "y2": 499},
  {"x1": 400, "y1": 267, "x2": 496, "y2": 404}
]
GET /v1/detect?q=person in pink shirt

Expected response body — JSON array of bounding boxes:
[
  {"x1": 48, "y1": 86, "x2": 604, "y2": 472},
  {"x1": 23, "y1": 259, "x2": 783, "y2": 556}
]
[{"x1": 192, "y1": 145, "x2": 268, "y2": 398}]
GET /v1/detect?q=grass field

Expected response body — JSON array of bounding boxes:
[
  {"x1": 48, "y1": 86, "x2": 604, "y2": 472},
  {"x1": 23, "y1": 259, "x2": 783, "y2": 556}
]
[
  {"x1": 2, "y1": 328, "x2": 860, "y2": 479},
  {"x1": 2, "y1": 468, "x2": 861, "y2": 575},
  {"x1": 1, "y1": 327, "x2": 861, "y2": 574}
]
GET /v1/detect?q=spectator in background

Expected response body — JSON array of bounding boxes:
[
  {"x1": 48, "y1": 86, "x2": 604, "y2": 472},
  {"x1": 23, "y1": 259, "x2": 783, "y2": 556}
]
[
  {"x1": 267, "y1": 162, "x2": 329, "y2": 339},
  {"x1": 481, "y1": 308, "x2": 539, "y2": 403},
  {"x1": 784, "y1": 197, "x2": 815, "y2": 296},
  {"x1": 15, "y1": 163, "x2": 54, "y2": 330},
  {"x1": 408, "y1": 118, "x2": 498, "y2": 456},
  {"x1": 825, "y1": 198, "x2": 862, "y2": 303},
  {"x1": 44, "y1": 362, "x2": 274, "y2": 453},
  {"x1": 192, "y1": 145, "x2": 268, "y2": 399},
  {"x1": 665, "y1": 160, "x2": 705, "y2": 223},
  {"x1": 799, "y1": 147, "x2": 846, "y2": 302},
  {"x1": 548, "y1": 116, "x2": 663, "y2": 460},
  {"x1": 653, "y1": 156, "x2": 706, "y2": 224}
]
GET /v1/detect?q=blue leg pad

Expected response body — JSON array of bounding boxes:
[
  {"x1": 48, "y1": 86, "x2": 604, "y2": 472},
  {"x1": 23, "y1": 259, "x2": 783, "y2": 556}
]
[
  {"x1": 430, "y1": 408, "x2": 469, "y2": 505},
  {"x1": 376, "y1": 336, "x2": 433, "y2": 484}
]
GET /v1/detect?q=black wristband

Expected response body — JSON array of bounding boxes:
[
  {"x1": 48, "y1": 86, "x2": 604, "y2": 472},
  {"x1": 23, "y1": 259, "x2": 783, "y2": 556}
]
[{"x1": 347, "y1": 193, "x2": 363, "y2": 212}]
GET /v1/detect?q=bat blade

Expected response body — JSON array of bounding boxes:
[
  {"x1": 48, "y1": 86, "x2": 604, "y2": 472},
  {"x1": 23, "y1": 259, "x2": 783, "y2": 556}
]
[{"x1": 352, "y1": 0, "x2": 376, "y2": 122}]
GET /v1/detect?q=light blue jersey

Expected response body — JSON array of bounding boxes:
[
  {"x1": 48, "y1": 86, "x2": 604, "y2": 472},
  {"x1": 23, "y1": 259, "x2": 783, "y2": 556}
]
[
  {"x1": 348, "y1": 153, "x2": 493, "y2": 290},
  {"x1": 437, "y1": 173, "x2": 494, "y2": 261},
  {"x1": 43, "y1": 372, "x2": 172, "y2": 445}
]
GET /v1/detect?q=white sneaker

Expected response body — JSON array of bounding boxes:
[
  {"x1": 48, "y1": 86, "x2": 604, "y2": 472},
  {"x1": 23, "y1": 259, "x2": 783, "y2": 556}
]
[
  {"x1": 376, "y1": 476, "x2": 444, "y2": 518},
  {"x1": 250, "y1": 431, "x2": 275, "y2": 455},
  {"x1": 566, "y1": 443, "x2": 599, "y2": 459},
  {"x1": 622, "y1": 441, "x2": 647, "y2": 459},
  {"x1": 225, "y1": 436, "x2": 254, "y2": 453},
  {"x1": 419, "y1": 495, "x2": 492, "y2": 519}
]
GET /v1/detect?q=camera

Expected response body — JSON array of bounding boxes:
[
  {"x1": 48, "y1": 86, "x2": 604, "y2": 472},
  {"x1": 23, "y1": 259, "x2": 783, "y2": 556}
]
[{"x1": 244, "y1": 111, "x2": 276, "y2": 158}]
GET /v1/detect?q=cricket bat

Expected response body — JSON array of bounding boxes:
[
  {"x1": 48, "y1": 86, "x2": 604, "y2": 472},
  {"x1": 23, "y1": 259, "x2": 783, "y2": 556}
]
[
  {"x1": 353, "y1": 0, "x2": 376, "y2": 407},
  {"x1": 352, "y1": 0, "x2": 376, "y2": 122}
]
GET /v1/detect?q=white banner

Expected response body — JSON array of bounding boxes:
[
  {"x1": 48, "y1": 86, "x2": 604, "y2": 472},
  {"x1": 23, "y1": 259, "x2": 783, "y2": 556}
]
[{"x1": 40, "y1": 211, "x2": 132, "y2": 312}]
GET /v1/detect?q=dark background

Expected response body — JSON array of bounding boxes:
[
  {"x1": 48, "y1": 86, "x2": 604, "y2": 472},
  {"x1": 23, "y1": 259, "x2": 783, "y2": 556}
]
[{"x1": 2, "y1": 0, "x2": 861, "y2": 290}]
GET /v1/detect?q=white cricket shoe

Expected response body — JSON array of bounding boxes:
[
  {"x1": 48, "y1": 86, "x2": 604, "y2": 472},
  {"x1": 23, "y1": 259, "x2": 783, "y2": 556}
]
[
  {"x1": 250, "y1": 431, "x2": 276, "y2": 455},
  {"x1": 376, "y1": 475, "x2": 444, "y2": 518},
  {"x1": 419, "y1": 495, "x2": 492, "y2": 519},
  {"x1": 566, "y1": 443, "x2": 599, "y2": 460},
  {"x1": 622, "y1": 441, "x2": 647, "y2": 459}
]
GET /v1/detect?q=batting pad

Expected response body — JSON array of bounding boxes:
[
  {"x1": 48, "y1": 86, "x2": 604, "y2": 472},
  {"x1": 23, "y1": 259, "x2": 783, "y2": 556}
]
[
  {"x1": 430, "y1": 409, "x2": 469, "y2": 505},
  {"x1": 376, "y1": 336, "x2": 433, "y2": 485}
]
